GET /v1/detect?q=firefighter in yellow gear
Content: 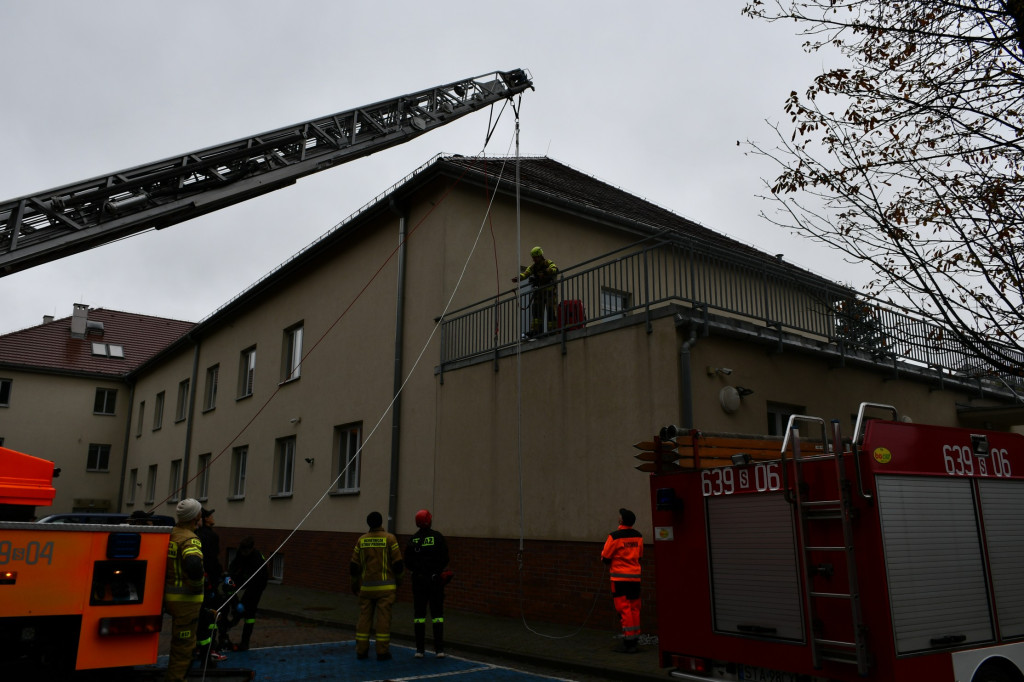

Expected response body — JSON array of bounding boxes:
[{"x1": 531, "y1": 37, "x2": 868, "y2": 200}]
[
  {"x1": 512, "y1": 246, "x2": 558, "y2": 337},
  {"x1": 163, "y1": 498, "x2": 205, "y2": 682},
  {"x1": 350, "y1": 511, "x2": 404, "y2": 660}
]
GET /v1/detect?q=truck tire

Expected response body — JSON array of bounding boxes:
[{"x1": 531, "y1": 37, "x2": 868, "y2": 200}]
[{"x1": 973, "y1": 660, "x2": 1024, "y2": 682}]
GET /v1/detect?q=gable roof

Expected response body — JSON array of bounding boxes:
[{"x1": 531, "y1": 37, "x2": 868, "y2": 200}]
[
  {"x1": 145, "y1": 154, "x2": 845, "y2": 362},
  {"x1": 0, "y1": 308, "x2": 194, "y2": 378}
]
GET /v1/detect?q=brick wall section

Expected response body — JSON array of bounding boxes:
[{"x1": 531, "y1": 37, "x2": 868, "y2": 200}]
[{"x1": 216, "y1": 528, "x2": 659, "y2": 634}]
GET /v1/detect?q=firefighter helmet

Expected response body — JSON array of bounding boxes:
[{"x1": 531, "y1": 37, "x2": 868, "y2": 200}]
[{"x1": 415, "y1": 509, "x2": 432, "y2": 528}]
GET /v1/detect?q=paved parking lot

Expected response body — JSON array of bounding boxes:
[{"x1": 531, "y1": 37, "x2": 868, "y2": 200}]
[{"x1": 156, "y1": 641, "x2": 575, "y2": 681}]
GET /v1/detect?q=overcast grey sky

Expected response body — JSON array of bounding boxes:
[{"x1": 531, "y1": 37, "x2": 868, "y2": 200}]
[{"x1": 0, "y1": 1, "x2": 865, "y2": 334}]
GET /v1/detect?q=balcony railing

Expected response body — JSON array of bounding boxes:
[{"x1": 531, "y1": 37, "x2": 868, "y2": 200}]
[{"x1": 439, "y1": 238, "x2": 1024, "y2": 392}]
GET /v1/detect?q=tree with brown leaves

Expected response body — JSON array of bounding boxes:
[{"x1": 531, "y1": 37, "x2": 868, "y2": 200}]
[{"x1": 744, "y1": 1, "x2": 1024, "y2": 376}]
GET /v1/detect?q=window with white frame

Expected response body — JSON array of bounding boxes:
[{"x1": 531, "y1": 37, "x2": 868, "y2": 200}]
[
  {"x1": 334, "y1": 423, "x2": 362, "y2": 493},
  {"x1": 230, "y1": 445, "x2": 248, "y2": 498},
  {"x1": 203, "y1": 365, "x2": 219, "y2": 411},
  {"x1": 145, "y1": 464, "x2": 157, "y2": 504},
  {"x1": 196, "y1": 453, "x2": 211, "y2": 501},
  {"x1": 168, "y1": 459, "x2": 182, "y2": 502},
  {"x1": 238, "y1": 347, "x2": 256, "y2": 398},
  {"x1": 600, "y1": 287, "x2": 631, "y2": 320},
  {"x1": 136, "y1": 400, "x2": 145, "y2": 436},
  {"x1": 282, "y1": 323, "x2": 303, "y2": 382},
  {"x1": 93, "y1": 387, "x2": 117, "y2": 415},
  {"x1": 175, "y1": 379, "x2": 189, "y2": 422},
  {"x1": 153, "y1": 391, "x2": 165, "y2": 430},
  {"x1": 270, "y1": 554, "x2": 285, "y2": 582},
  {"x1": 87, "y1": 444, "x2": 111, "y2": 472},
  {"x1": 0, "y1": 378, "x2": 12, "y2": 407},
  {"x1": 127, "y1": 468, "x2": 138, "y2": 505},
  {"x1": 91, "y1": 342, "x2": 125, "y2": 358},
  {"x1": 274, "y1": 436, "x2": 296, "y2": 496}
]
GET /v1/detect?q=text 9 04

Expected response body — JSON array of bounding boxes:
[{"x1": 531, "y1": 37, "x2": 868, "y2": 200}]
[{"x1": 0, "y1": 540, "x2": 54, "y2": 565}]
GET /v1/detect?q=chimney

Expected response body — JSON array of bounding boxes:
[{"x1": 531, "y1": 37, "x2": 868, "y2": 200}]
[
  {"x1": 70, "y1": 303, "x2": 89, "y2": 339},
  {"x1": 43, "y1": 315, "x2": 54, "y2": 324}
]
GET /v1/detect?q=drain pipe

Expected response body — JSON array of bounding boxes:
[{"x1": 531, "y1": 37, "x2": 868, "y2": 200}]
[
  {"x1": 679, "y1": 325, "x2": 698, "y2": 429},
  {"x1": 387, "y1": 200, "x2": 408, "y2": 533}
]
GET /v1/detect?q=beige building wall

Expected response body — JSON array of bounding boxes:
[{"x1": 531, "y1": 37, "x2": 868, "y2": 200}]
[
  {"x1": 122, "y1": 179, "x2": 646, "y2": 535},
  {"x1": 1, "y1": 368, "x2": 128, "y2": 514},
  {"x1": 120, "y1": 175, "x2": 1017, "y2": 545}
]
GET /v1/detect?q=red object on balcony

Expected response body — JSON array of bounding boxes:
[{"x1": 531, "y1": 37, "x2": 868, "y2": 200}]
[{"x1": 558, "y1": 300, "x2": 585, "y2": 331}]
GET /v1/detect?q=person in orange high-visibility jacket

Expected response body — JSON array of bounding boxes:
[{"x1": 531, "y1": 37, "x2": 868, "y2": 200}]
[
  {"x1": 350, "y1": 511, "x2": 404, "y2": 660},
  {"x1": 164, "y1": 498, "x2": 205, "y2": 682},
  {"x1": 601, "y1": 507, "x2": 643, "y2": 653}
]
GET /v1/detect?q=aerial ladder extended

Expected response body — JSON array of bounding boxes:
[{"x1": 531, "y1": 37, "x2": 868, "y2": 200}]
[{"x1": 0, "y1": 68, "x2": 533, "y2": 276}]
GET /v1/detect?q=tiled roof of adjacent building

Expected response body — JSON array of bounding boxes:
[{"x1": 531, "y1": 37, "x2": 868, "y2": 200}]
[{"x1": 0, "y1": 308, "x2": 194, "y2": 378}]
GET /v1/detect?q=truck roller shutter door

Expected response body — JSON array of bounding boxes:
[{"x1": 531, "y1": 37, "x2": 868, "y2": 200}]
[
  {"x1": 978, "y1": 479, "x2": 1024, "y2": 639},
  {"x1": 706, "y1": 492, "x2": 804, "y2": 641},
  {"x1": 876, "y1": 476, "x2": 994, "y2": 654}
]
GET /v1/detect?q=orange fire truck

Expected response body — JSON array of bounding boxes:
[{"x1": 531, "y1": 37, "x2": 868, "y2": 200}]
[
  {"x1": 645, "y1": 402, "x2": 1024, "y2": 682},
  {"x1": 0, "y1": 446, "x2": 169, "y2": 672}
]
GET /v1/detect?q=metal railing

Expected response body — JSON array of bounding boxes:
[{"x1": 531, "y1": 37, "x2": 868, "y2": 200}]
[{"x1": 438, "y1": 238, "x2": 1024, "y2": 392}]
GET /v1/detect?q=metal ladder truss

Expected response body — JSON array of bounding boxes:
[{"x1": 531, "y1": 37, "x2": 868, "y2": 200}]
[
  {"x1": 0, "y1": 69, "x2": 534, "y2": 276},
  {"x1": 784, "y1": 415, "x2": 869, "y2": 676}
]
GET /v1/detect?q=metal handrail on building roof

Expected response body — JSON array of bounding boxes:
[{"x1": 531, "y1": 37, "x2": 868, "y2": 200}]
[{"x1": 438, "y1": 239, "x2": 1024, "y2": 394}]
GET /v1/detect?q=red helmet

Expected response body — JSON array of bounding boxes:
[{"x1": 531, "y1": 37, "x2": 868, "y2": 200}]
[{"x1": 414, "y1": 509, "x2": 432, "y2": 528}]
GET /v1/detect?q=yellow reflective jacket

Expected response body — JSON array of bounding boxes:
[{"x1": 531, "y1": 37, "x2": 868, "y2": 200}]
[
  {"x1": 350, "y1": 527, "x2": 404, "y2": 595},
  {"x1": 165, "y1": 524, "x2": 205, "y2": 602}
]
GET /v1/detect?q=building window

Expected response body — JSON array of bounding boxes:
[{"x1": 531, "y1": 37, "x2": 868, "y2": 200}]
[
  {"x1": 136, "y1": 401, "x2": 145, "y2": 436},
  {"x1": 153, "y1": 391, "x2": 165, "y2": 430},
  {"x1": 270, "y1": 554, "x2": 285, "y2": 582},
  {"x1": 93, "y1": 388, "x2": 117, "y2": 415},
  {"x1": 91, "y1": 343, "x2": 125, "y2": 358},
  {"x1": 175, "y1": 379, "x2": 190, "y2": 422},
  {"x1": 0, "y1": 378, "x2": 11, "y2": 407},
  {"x1": 127, "y1": 468, "x2": 138, "y2": 505},
  {"x1": 238, "y1": 347, "x2": 256, "y2": 398},
  {"x1": 274, "y1": 437, "x2": 296, "y2": 496},
  {"x1": 145, "y1": 464, "x2": 157, "y2": 504},
  {"x1": 282, "y1": 323, "x2": 304, "y2": 382},
  {"x1": 203, "y1": 365, "x2": 219, "y2": 411},
  {"x1": 334, "y1": 423, "x2": 362, "y2": 493},
  {"x1": 196, "y1": 453, "x2": 211, "y2": 501},
  {"x1": 168, "y1": 459, "x2": 182, "y2": 502},
  {"x1": 767, "y1": 402, "x2": 806, "y2": 437},
  {"x1": 230, "y1": 445, "x2": 248, "y2": 498},
  {"x1": 600, "y1": 287, "x2": 631, "y2": 320},
  {"x1": 87, "y1": 443, "x2": 111, "y2": 472}
]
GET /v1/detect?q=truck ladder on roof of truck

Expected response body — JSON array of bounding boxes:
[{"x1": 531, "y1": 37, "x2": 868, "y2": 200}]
[
  {"x1": 784, "y1": 415, "x2": 869, "y2": 676},
  {"x1": 0, "y1": 68, "x2": 533, "y2": 276}
]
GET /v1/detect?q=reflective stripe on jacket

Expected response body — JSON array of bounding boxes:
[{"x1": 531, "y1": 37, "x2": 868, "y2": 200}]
[
  {"x1": 601, "y1": 525, "x2": 643, "y2": 581},
  {"x1": 351, "y1": 528, "x2": 403, "y2": 593},
  {"x1": 165, "y1": 524, "x2": 205, "y2": 602}
]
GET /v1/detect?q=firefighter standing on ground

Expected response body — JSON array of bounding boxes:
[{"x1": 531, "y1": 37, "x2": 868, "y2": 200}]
[
  {"x1": 405, "y1": 509, "x2": 451, "y2": 658},
  {"x1": 195, "y1": 508, "x2": 227, "y2": 664},
  {"x1": 221, "y1": 536, "x2": 269, "y2": 652},
  {"x1": 350, "y1": 511, "x2": 404, "y2": 660},
  {"x1": 512, "y1": 246, "x2": 558, "y2": 337},
  {"x1": 164, "y1": 498, "x2": 205, "y2": 682},
  {"x1": 601, "y1": 507, "x2": 643, "y2": 653}
]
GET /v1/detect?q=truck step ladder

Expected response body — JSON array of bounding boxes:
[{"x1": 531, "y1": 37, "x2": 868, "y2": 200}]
[{"x1": 786, "y1": 418, "x2": 870, "y2": 676}]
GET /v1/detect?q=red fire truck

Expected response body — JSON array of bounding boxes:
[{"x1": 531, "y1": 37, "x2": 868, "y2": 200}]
[{"x1": 645, "y1": 402, "x2": 1024, "y2": 682}]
